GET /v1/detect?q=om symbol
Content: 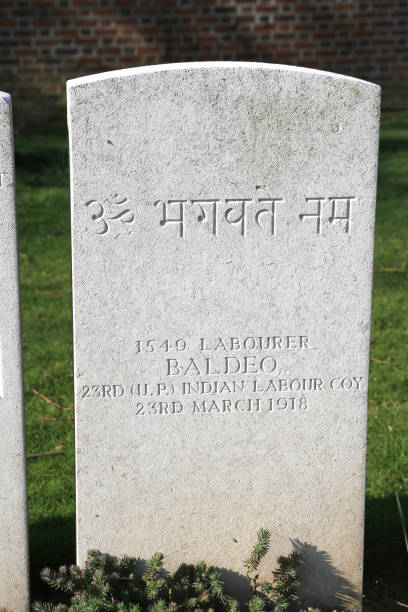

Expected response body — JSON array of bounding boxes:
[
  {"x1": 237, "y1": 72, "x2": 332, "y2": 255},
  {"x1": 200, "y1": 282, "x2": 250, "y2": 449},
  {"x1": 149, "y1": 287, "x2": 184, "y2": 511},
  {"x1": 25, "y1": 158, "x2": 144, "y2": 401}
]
[{"x1": 85, "y1": 194, "x2": 135, "y2": 235}]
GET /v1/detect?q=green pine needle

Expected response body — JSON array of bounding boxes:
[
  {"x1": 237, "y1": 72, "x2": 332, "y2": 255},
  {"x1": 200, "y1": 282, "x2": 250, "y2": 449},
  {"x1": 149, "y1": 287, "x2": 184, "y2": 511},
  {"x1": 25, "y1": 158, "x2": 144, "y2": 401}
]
[
  {"x1": 244, "y1": 528, "x2": 271, "y2": 571},
  {"x1": 248, "y1": 595, "x2": 266, "y2": 612}
]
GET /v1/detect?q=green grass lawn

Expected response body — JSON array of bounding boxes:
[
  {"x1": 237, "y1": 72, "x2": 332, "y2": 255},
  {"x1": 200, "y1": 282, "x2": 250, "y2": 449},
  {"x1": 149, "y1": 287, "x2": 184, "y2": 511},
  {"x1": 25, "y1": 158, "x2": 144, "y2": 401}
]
[{"x1": 14, "y1": 113, "x2": 408, "y2": 608}]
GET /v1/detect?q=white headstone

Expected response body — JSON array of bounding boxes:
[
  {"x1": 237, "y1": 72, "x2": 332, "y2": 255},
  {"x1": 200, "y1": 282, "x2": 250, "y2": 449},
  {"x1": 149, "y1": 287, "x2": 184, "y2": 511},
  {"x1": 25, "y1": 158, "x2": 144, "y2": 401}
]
[
  {"x1": 68, "y1": 63, "x2": 380, "y2": 610},
  {"x1": 0, "y1": 92, "x2": 30, "y2": 612}
]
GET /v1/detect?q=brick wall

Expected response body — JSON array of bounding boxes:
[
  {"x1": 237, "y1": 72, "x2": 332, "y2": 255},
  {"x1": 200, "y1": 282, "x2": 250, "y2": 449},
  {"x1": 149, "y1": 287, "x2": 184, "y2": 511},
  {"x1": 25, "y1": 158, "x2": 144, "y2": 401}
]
[{"x1": 1, "y1": 0, "x2": 407, "y2": 127}]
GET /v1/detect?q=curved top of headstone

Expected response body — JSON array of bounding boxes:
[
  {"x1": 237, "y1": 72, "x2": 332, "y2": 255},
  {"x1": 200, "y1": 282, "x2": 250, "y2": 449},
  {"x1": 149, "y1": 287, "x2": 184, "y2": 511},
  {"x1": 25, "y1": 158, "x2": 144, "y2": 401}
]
[{"x1": 67, "y1": 61, "x2": 380, "y2": 93}]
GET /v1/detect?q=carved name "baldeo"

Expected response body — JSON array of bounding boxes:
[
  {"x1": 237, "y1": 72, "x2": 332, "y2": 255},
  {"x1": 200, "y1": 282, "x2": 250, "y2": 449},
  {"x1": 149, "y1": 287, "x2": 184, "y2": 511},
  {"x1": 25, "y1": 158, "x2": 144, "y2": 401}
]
[{"x1": 167, "y1": 355, "x2": 278, "y2": 376}]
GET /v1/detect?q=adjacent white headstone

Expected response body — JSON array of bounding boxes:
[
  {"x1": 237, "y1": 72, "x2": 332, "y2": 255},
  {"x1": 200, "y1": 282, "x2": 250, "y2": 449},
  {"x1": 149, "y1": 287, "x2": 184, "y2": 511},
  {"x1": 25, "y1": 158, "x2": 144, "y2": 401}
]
[
  {"x1": 68, "y1": 63, "x2": 380, "y2": 610},
  {"x1": 0, "y1": 92, "x2": 30, "y2": 612}
]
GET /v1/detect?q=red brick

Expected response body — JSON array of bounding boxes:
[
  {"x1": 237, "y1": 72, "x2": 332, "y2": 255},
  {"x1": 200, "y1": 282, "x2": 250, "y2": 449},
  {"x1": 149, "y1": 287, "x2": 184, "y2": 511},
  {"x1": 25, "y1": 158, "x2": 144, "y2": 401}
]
[
  {"x1": 93, "y1": 9, "x2": 115, "y2": 15},
  {"x1": 55, "y1": 30, "x2": 77, "y2": 36},
  {"x1": 138, "y1": 46, "x2": 161, "y2": 53},
  {"x1": 255, "y1": 6, "x2": 278, "y2": 11},
  {"x1": 258, "y1": 43, "x2": 277, "y2": 50},
  {"x1": 96, "y1": 29, "x2": 117, "y2": 35},
  {"x1": 102, "y1": 46, "x2": 121, "y2": 53},
  {"x1": 79, "y1": 57, "x2": 100, "y2": 63},
  {"x1": 75, "y1": 20, "x2": 98, "y2": 26},
  {"x1": 76, "y1": 38, "x2": 98, "y2": 45},
  {"x1": 36, "y1": 39, "x2": 58, "y2": 45},
  {"x1": 54, "y1": 9, "x2": 76, "y2": 16},
  {"x1": 294, "y1": 5, "x2": 316, "y2": 12},
  {"x1": 14, "y1": 30, "x2": 36, "y2": 36},
  {"x1": 117, "y1": 37, "x2": 140, "y2": 44},
  {"x1": 20, "y1": 67, "x2": 41, "y2": 74},
  {"x1": 16, "y1": 49, "x2": 36, "y2": 55},
  {"x1": 115, "y1": 19, "x2": 140, "y2": 26},
  {"x1": 353, "y1": 12, "x2": 374, "y2": 18},
  {"x1": 33, "y1": 20, "x2": 57, "y2": 27},
  {"x1": 294, "y1": 42, "x2": 316, "y2": 49},
  {"x1": 275, "y1": 52, "x2": 298, "y2": 59}
]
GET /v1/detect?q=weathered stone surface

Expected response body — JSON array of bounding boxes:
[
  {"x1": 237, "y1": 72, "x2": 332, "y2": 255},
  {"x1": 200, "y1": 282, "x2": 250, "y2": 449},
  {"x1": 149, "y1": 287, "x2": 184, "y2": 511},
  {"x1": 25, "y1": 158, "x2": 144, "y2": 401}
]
[
  {"x1": 0, "y1": 92, "x2": 29, "y2": 612},
  {"x1": 67, "y1": 63, "x2": 380, "y2": 610}
]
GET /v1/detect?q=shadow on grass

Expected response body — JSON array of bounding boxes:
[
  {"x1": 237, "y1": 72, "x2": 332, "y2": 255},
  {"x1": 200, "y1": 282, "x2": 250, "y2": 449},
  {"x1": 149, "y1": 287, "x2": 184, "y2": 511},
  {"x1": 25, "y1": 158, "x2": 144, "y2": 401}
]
[
  {"x1": 15, "y1": 128, "x2": 69, "y2": 187},
  {"x1": 379, "y1": 137, "x2": 408, "y2": 155},
  {"x1": 29, "y1": 515, "x2": 75, "y2": 603},
  {"x1": 364, "y1": 496, "x2": 408, "y2": 608}
]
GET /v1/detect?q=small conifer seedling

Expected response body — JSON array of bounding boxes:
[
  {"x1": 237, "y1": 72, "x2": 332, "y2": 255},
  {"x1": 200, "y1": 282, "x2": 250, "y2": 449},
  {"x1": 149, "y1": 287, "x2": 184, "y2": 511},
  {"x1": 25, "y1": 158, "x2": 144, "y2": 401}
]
[{"x1": 33, "y1": 529, "x2": 302, "y2": 611}]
